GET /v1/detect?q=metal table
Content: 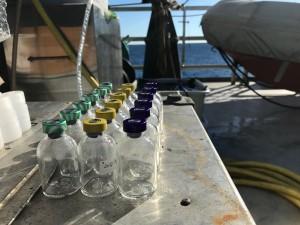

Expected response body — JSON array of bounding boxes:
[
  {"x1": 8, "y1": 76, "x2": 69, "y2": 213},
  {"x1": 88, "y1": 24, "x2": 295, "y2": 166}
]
[{"x1": 0, "y1": 102, "x2": 255, "y2": 225}]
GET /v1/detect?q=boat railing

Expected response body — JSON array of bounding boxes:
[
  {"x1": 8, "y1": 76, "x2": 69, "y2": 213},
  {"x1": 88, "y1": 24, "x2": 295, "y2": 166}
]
[{"x1": 110, "y1": 5, "x2": 230, "y2": 78}]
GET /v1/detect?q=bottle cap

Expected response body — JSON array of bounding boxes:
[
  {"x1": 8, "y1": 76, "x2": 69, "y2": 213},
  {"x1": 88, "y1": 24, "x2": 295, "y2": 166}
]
[
  {"x1": 122, "y1": 83, "x2": 135, "y2": 91},
  {"x1": 142, "y1": 87, "x2": 156, "y2": 94},
  {"x1": 100, "y1": 82, "x2": 113, "y2": 91},
  {"x1": 83, "y1": 118, "x2": 107, "y2": 133},
  {"x1": 110, "y1": 92, "x2": 127, "y2": 101},
  {"x1": 123, "y1": 118, "x2": 146, "y2": 133},
  {"x1": 104, "y1": 99, "x2": 122, "y2": 110},
  {"x1": 130, "y1": 107, "x2": 150, "y2": 119},
  {"x1": 134, "y1": 99, "x2": 153, "y2": 109},
  {"x1": 138, "y1": 92, "x2": 154, "y2": 101},
  {"x1": 117, "y1": 87, "x2": 131, "y2": 97},
  {"x1": 60, "y1": 108, "x2": 81, "y2": 122},
  {"x1": 144, "y1": 81, "x2": 159, "y2": 89},
  {"x1": 82, "y1": 92, "x2": 99, "y2": 102},
  {"x1": 93, "y1": 87, "x2": 107, "y2": 97},
  {"x1": 42, "y1": 119, "x2": 67, "y2": 134},
  {"x1": 72, "y1": 100, "x2": 91, "y2": 112},
  {"x1": 95, "y1": 107, "x2": 116, "y2": 120}
]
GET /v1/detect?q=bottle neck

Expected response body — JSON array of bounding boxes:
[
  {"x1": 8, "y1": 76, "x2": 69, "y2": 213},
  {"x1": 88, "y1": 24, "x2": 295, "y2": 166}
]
[
  {"x1": 127, "y1": 133, "x2": 142, "y2": 138},
  {"x1": 87, "y1": 132, "x2": 103, "y2": 138},
  {"x1": 66, "y1": 120, "x2": 78, "y2": 126},
  {"x1": 48, "y1": 133, "x2": 64, "y2": 139}
]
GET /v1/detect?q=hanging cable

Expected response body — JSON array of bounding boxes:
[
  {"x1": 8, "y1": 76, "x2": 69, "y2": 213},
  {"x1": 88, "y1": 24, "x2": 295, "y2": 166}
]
[{"x1": 217, "y1": 47, "x2": 300, "y2": 109}]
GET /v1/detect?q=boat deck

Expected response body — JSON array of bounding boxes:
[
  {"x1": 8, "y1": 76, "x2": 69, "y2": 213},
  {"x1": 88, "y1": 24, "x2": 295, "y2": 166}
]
[{"x1": 204, "y1": 81, "x2": 300, "y2": 225}]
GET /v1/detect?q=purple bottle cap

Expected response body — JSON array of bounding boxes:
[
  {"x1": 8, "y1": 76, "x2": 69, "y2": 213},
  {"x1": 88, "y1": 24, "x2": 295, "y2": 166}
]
[
  {"x1": 138, "y1": 92, "x2": 154, "y2": 101},
  {"x1": 130, "y1": 107, "x2": 150, "y2": 119},
  {"x1": 123, "y1": 118, "x2": 147, "y2": 133},
  {"x1": 142, "y1": 87, "x2": 157, "y2": 94},
  {"x1": 134, "y1": 99, "x2": 153, "y2": 108},
  {"x1": 144, "y1": 82, "x2": 159, "y2": 88}
]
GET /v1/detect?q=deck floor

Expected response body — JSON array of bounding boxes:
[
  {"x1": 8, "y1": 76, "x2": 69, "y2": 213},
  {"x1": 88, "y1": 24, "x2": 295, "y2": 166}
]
[{"x1": 203, "y1": 81, "x2": 300, "y2": 225}]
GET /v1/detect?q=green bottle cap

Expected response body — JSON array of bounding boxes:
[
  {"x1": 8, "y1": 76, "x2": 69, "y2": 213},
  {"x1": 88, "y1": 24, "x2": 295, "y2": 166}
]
[
  {"x1": 42, "y1": 119, "x2": 67, "y2": 134},
  {"x1": 93, "y1": 88, "x2": 108, "y2": 97},
  {"x1": 82, "y1": 92, "x2": 99, "y2": 102},
  {"x1": 100, "y1": 82, "x2": 113, "y2": 91},
  {"x1": 72, "y1": 100, "x2": 91, "y2": 112},
  {"x1": 60, "y1": 108, "x2": 81, "y2": 121}
]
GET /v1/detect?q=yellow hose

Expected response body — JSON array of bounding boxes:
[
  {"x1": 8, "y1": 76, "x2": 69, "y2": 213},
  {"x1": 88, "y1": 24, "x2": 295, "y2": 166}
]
[
  {"x1": 223, "y1": 159, "x2": 300, "y2": 208},
  {"x1": 31, "y1": 0, "x2": 99, "y2": 88},
  {"x1": 226, "y1": 161, "x2": 300, "y2": 183},
  {"x1": 248, "y1": 167, "x2": 300, "y2": 190},
  {"x1": 232, "y1": 179, "x2": 300, "y2": 208},
  {"x1": 226, "y1": 167, "x2": 288, "y2": 187}
]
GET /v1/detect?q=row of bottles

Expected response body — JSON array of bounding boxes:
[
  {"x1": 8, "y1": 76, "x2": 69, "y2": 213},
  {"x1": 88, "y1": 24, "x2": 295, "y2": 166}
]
[{"x1": 37, "y1": 82, "x2": 163, "y2": 200}]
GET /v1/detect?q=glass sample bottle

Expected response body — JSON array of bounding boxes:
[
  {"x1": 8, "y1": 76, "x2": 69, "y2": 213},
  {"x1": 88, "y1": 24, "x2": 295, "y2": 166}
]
[
  {"x1": 122, "y1": 83, "x2": 138, "y2": 101},
  {"x1": 37, "y1": 119, "x2": 80, "y2": 198},
  {"x1": 93, "y1": 87, "x2": 108, "y2": 108},
  {"x1": 60, "y1": 108, "x2": 85, "y2": 144},
  {"x1": 82, "y1": 92, "x2": 101, "y2": 113},
  {"x1": 105, "y1": 99, "x2": 129, "y2": 125},
  {"x1": 110, "y1": 92, "x2": 130, "y2": 116},
  {"x1": 78, "y1": 118, "x2": 119, "y2": 198},
  {"x1": 119, "y1": 118, "x2": 157, "y2": 200},
  {"x1": 72, "y1": 100, "x2": 94, "y2": 121},
  {"x1": 117, "y1": 87, "x2": 135, "y2": 108},
  {"x1": 95, "y1": 107, "x2": 125, "y2": 146},
  {"x1": 100, "y1": 82, "x2": 113, "y2": 100}
]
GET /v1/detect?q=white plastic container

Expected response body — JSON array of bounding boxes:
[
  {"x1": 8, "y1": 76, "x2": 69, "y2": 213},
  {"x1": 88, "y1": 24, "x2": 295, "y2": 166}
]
[
  {"x1": 0, "y1": 95, "x2": 23, "y2": 143},
  {"x1": 2, "y1": 91, "x2": 31, "y2": 132}
]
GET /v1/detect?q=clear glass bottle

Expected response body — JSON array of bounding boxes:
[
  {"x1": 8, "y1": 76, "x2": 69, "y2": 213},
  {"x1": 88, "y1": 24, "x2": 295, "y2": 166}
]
[
  {"x1": 138, "y1": 92, "x2": 163, "y2": 131},
  {"x1": 134, "y1": 99, "x2": 159, "y2": 124},
  {"x1": 143, "y1": 82, "x2": 162, "y2": 102},
  {"x1": 100, "y1": 82, "x2": 113, "y2": 100},
  {"x1": 130, "y1": 107, "x2": 159, "y2": 131},
  {"x1": 117, "y1": 87, "x2": 135, "y2": 108},
  {"x1": 122, "y1": 83, "x2": 138, "y2": 101},
  {"x1": 37, "y1": 119, "x2": 80, "y2": 198},
  {"x1": 129, "y1": 107, "x2": 160, "y2": 166},
  {"x1": 119, "y1": 118, "x2": 157, "y2": 200},
  {"x1": 110, "y1": 92, "x2": 130, "y2": 116},
  {"x1": 93, "y1": 87, "x2": 108, "y2": 108},
  {"x1": 72, "y1": 100, "x2": 95, "y2": 122},
  {"x1": 60, "y1": 108, "x2": 85, "y2": 144},
  {"x1": 78, "y1": 118, "x2": 119, "y2": 198},
  {"x1": 82, "y1": 92, "x2": 101, "y2": 114},
  {"x1": 95, "y1": 107, "x2": 125, "y2": 146},
  {"x1": 105, "y1": 99, "x2": 129, "y2": 124}
]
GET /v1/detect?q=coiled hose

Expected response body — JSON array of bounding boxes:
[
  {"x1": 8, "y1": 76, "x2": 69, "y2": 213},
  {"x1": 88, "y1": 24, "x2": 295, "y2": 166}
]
[{"x1": 223, "y1": 159, "x2": 300, "y2": 208}]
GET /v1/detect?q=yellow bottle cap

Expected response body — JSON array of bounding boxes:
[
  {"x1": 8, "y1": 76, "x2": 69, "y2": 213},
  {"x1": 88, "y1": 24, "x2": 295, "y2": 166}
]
[
  {"x1": 117, "y1": 87, "x2": 131, "y2": 97},
  {"x1": 122, "y1": 83, "x2": 135, "y2": 91},
  {"x1": 110, "y1": 92, "x2": 127, "y2": 101},
  {"x1": 104, "y1": 99, "x2": 122, "y2": 110},
  {"x1": 83, "y1": 118, "x2": 107, "y2": 133},
  {"x1": 95, "y1": 107, "x2": 116, "y2": 120}
]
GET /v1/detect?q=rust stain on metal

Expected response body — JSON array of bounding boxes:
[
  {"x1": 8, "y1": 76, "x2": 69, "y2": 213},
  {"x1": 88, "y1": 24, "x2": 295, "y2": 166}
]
[{"x1": 213, "y1": 213, "x2": 239, "y2": 225}]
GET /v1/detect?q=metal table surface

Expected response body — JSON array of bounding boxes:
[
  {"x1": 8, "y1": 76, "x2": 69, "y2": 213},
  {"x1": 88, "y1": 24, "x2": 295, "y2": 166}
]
[{"x1": 0, "y1": 102, "x2": 255, "y2": 225}]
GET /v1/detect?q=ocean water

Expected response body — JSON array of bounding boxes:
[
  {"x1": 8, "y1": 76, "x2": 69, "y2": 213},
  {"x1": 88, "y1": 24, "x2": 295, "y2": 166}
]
[{"x1": 128, "y1": 43, "x2": 231, "y2": 79}]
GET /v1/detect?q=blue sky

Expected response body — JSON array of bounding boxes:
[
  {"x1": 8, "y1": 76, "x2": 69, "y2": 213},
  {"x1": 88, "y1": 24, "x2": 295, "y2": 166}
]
[{"x1": 108, "y1": 0, "x2": 219, "y2": 39}]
